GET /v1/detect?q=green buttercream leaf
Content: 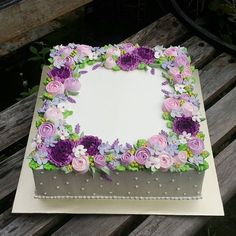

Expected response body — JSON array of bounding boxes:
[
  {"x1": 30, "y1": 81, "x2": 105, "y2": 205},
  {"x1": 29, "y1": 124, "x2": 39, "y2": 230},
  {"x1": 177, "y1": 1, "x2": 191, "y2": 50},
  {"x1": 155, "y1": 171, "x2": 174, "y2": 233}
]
[
  {"x1": 70, "y1": 133, "x2": 80, "y2": 140},
  {"x1": 197, "y1": 132, "x2": 205, "y2": 140},
  {"x1": 148, "y1": 63, "x2": 159, "y2": 68},
  {"x1": 48, "y1": 58, "x2": 53, "y2": 63},
  {"x1": 87, "y1": 60, "x2": 96, "y2": 65},
  {"x1": 136, "y1": 139, "x2": 148, "y2": 148},
  {"x1": 138, "y1": 63, "x2": 146, "y2": 70},
  {"x1": 200, "y1": 117, "x2": 206, "y2": 122},
  {"x1": 100, "y1": 167, "x2": 111, "y2": 175},
  {"x1": 201, "y1": 150, "x2": 210, "y2": 159},
  {"x1": 29, "y1": 159, "x2": 40, "y2": 170},
  {"x1": 35, "y1": 120, "x2": 42, "y2": 128},
  {"x1": 178, "y1": 144, "x2": 188, "y2": 151},
  {"x1": 127, "y1": 166, "x2": 139, "y2": 171},
  {"x1": 90, "y1": 166, "x2": 96, "y2": 178},
  {"x1": 180, "y1": 164, "x2": 190, "y2": 172},
  {"x1": 79, "y1": 63, "x2": 85, "y2": 69},
  {"x1": 116, "y1": 165, "x2": 126, "y2": 172},
  {"x1": 162, "y1": 112, "x2": 172, "y2": 120},
  {"x1": 63, "y1": 110, "x2": 73, "y2": 119},
  {"x1": 44, "y1": 162, "x2": 57, "y2": 170},
  {"x1": 196, "y1": 160, "x2": 209, "y2": 171},
  {"x1": 167, "y1": 121, "x2": 173, "y2": 128},
  {"x1": 65, "y1": 124, "x2": 73, "y2": 133},
  {"x1": 112, "y1": 55, "x2": 119, "y2": 60},
  {"x1": 112, "y1": 65, "x2": 120, "y2": 71},
  {"x1": 43, "y1": 92, "x2": 53, "y2": 100}
]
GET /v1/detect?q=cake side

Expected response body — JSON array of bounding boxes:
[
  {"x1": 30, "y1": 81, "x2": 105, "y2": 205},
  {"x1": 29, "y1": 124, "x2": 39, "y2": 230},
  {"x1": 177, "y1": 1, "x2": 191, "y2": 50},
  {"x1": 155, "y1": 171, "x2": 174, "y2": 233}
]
[{"x1": 33, "y1": 169, "x2": 204, "y2": 200}]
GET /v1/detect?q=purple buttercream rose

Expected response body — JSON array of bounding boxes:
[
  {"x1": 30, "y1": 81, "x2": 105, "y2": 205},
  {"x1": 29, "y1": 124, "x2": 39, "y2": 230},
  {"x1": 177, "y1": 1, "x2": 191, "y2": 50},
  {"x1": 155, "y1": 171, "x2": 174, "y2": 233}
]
[
  {"x1": 134, "y1": 147, "x2": 151, "y2": 165},
  {"x1": 121, "y1": 152, "x2": 134, "y2": 165},
  {"x1": 187, "y1": 137, "x2": 204, "y2": 154},
  {"x1": 47, "y1": 140, "x2": 73, "y2": 167},
  {"x1": 38, "y1": 122, "x2": 56, "y2": 138},
  {"x1": 132, "y1": 46, "x2": 155, "y2": 64},
  {"x1": 117, "y1": 53, "x2": 140, "y2": 71},
  {"x1": 94, "y1": 154, "x2": 106, "y2": 169},
  {"x1": 175, "y1": 54, "x2": 190, "y2": 67},
  {"x1": 47, "y1": 66, "x2": 71, "y2": 83},
  {"x1": 173, "y1": 116, "x2": 200, "y2": 136},
  {"x1": 78, "y1": 135, "x2": 102, "y2": 156},
  {"x1": 64, "y1": 78, "x2": 81, "y2": 93}
]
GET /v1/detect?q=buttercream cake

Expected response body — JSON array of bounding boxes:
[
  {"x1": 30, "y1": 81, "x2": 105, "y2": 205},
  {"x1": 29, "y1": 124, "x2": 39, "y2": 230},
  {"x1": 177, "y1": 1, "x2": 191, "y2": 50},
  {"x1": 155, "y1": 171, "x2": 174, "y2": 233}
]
[{"x1": 29, "y1": 43, "x2": 209, "y2": 200}]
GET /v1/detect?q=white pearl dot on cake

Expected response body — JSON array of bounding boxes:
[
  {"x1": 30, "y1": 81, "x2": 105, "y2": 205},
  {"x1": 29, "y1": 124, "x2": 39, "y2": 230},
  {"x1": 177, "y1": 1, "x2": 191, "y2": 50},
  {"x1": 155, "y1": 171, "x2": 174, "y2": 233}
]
[
  {"x1": 177, "y1": 187, "x2": 181, "y2": 191},
  {"x1": 194, "y1": 184, "x2": 198, "y2": 188},
  {"x1": 147, "y1": 191, "x2": 150, "y2": 195},
  {"x1": 159, "y1": 184, "x2": 162, "y2": 188},
  {"x1": 40, "y1": 171, "x2": 44, "y2": 174},
  {"x1": 116, "y1": 182, "x2": 120, "y2": 186},
  {"x1": 66, "y1": 181, "x2": 69, "y2": 185},
  {"x1": 53, "y1": 176, "x2": 57, "y2": 180},
  {"x1": 135, "y1": 185, "x2": 139, "y2": 189},
  {"x1": 134, "y1": 177, "x2": 138, "y2": 180},
  {"x1": 81, "y1": 187, "x2": 85, "y2": 191},
  {"x1": 115, "y1": 172, "x2": 119, "y2": 175},
  {"x1": 171, "y1": 178, "x2": 175, "y2": 182},
  {"x1": 44, "y1": 192, "x2": 47, "y2": 195},
  {"x1": 85, "y1": 179, "x2": 89, "y2": 183},
  {"x1": 100, "y1": 177, "x2": 103, "y2": 180},
  {"x1": 147, "y1": 181, "x2": 151, "y2": 184},
  {"x1": 93, "y1": 193, "x2": 96, "y2": 196},
  {"x1": 100, "y1": 184, "x2": 103, "y2": 188},
  {"x1": 109, "y1": 191, "x2": 113, "y2": 194},
  {"x1": 155, "y1": 178, "x2": 159, "y2": 181},
  {"x1": 164, "y1": 192, "x2": 168, "y2": 195},
  {"x1": 67, "y1": 192, "x2": 71, "y2": 195},
  {"x1": 197, "y1": 191, "x2": 200, "y2": 195},
  {"x1": 183, "y1": 193, "x2": 187, "y2": 196},
  {"x1": 39, "y1": 182, "x2": 43, "y2": 185},
  {"x1": 56, "y1": 186, "x2": 60, "y2": 189},
  {"x1": 127, "y1": 192, "x2": 131, "y2": 195}
]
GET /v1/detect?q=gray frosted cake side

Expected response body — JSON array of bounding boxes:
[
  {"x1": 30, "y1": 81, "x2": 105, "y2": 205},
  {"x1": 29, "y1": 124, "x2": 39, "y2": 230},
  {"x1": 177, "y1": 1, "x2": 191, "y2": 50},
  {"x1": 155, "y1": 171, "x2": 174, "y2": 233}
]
[{"x1": 33, "y1": 169, "x2": 205, "y2": 200}]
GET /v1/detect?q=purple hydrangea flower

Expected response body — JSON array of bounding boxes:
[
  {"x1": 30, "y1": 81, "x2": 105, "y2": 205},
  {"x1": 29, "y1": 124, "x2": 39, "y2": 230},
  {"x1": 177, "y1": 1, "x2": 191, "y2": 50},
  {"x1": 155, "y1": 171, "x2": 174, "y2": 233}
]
[
  {"x1": 98, "y1": 142, "x2": 112, "y2": 155},
  {"x1": 48, "y1": 66, "x2": 71, "y2": 83},
  {"x1": 78, "y1": 135, "x2": 102, "y2": 156},
  {"x1": 161, "y1": 60, "x2": 175, "y2": 69},
  {"x1": 173, "y1": 117, "x2": 200, "y2": 136},
  {"x1": 188, "y1": 155, "x2": 204, "y2": 166},
  {"x1": 132, "y1": 46, "x2": 155, "y2": 64},
  {"x1": 117, "y1": 53, "x2": 140, "y2": 71},
  {"x1": 33, "y1": 150, "x2": 48, "y2": 165},
  {"x1": 166, "y1": 144, "x2": 179, "y2": 156},
  {"x1": 47, "y1": 140, "x2": 74, "y2": 167},
  {"x1": 44, "y1": 136, "x2": 58, "y2": 148},
  {"x1": 38, "y1": 100, "x2": 52, "y2": 114}
]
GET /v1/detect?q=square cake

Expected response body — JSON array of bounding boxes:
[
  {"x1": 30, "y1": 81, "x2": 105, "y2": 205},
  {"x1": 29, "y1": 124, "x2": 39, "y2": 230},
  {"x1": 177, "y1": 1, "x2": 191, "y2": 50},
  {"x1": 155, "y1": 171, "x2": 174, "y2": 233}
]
[{"x1": 29, "y1": 43, "x2": 209, "y2": 200}]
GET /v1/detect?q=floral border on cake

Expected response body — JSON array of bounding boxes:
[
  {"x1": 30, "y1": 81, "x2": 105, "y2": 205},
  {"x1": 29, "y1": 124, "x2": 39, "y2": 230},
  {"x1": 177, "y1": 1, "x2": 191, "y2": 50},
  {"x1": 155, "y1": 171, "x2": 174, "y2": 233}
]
[{"x1": 29, "y1": 43, "x2": 209, "y2": 178}]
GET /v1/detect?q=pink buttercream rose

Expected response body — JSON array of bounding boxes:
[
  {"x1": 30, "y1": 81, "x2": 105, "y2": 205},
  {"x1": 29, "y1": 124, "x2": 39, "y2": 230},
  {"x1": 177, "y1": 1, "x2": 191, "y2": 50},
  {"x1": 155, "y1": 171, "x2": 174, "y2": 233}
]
[
  {"x1": 44, "y1": 107, "x2": 63, "y2": 123},
  {"x1": 164, "y1": 47, "x2": 178, "y2": 57},
  {"x1": 72, "y1": 156, "x2": 89, "y2": 174},
  {"x1": 104, "y1": 57, "x2": 117, "y2": 69},
  {"x1": 76, "y1": 44, "x2": 93, "y2": 59},
  {"x1": 120, "y1": 43, "x2": 136, "y2": 53},
  {"x1": 175, "y1": 55, "x2": 190, "y2": 67},
  {"x1": 180, "y1": 93, "x2": 190, "y2": 101},
  {"x1": 64, "y1": 78, "x2": 81, "y2": 93},
  {"x1": 174, "y1": 151, "x2": 187, "y2": 165},
  {"x1": 46, "y1": 81, "x2": 64, "y2": 96},
  {"x1": 134, "y1": 147, "x2": 151, "y2": 165},
  {"x1": 188, "y1": 138, "x2": 204, "y2": 154},
  {"x1": 106, "y1": 47, "x2": 121, "y2": 57},
  {"x1": 169, "y1": 67, "x2": 183, "y2": 84},
  {"x1": 182, "y1": 66, "x2": 192, "y2": 78},
  {"x1": 94, "y1": 154, "x2": 106, "y2": 169},
  {"x1": 162, "y1": 97, "x2": 180, "y2": 113},
  {"x1": 159, "y1": 153, "x2": 173, "y2": 171},
  {"x1": 182, "y1": 102, "x2": 198, "y2": 117},
  {"x1": 121, "y1": 152, "x2": 134, "y2": 165},
  {"x1": 148, "y1": 135, "x2": 167, "y2": 149},
  {"x1": 38, "y1": 122, "x2": 56, "y2": 138}
]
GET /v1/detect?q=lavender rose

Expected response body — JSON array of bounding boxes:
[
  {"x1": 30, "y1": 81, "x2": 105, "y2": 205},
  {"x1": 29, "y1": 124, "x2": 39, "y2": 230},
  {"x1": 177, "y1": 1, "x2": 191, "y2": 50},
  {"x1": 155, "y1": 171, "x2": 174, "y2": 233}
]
[
  {"x1": 134, "y1": 147, "x2": 151, "y2": 165},
  {"x1": 119, "y1": 43, "x2": 136, "y2": 53},
  {"x1": 175, "y1": 54, "x2": 190, "y2": 67},
  {"x1": 159, "y1": 153, "x2": 173, "y2": 171},
  {"x1": 94, "y1": 154, "x2": 106, "y2": 169},
  {"x1": 48, "y1": 140, "x2": 73, "y2": 167},
  {"x1": 106, "y1": 47, "x2": 121, "y2": 57},
  {"x1": 182, "y1": 66, "x2": 192, "y2": 78},
  {"x1": 38, "y1": 122, "x2": 56, "y2": 138},
  {"x1": 117, "y1": 53, "x2": 140, "y2": 71},
  {"x1": 46, "y1": 81, "x2": 64, "y2": 96},
  {"x1": 148, "y1": 135, "x2": 167, "y2": 149},
  {"x1": 104, "y1": 57, "x2": 117, "y2": 69},
  {"x1": 121, "y1": 152, "x2": 134, "y2": 165},
  {"x1": 76, "y1": 44, "x2": 93, "y2": 59},
  {"x1": 174, "y1": 151, "x2": 187, "y2": 165},
  {"x1": 44, "y1": 107, "x2": 63, "y2": 123},
  {"x1": 132, "y1": 46, "x2": 155, "y2": 64},
  {"x1": 164, "y1": 47, "x2": 178, "y2": 57},
  {"x1": 173, "y1": 116, "x2": 200, "y2": 136},
  {"x1": 78, "y1": 135, "x2": 102, "y2": 156},
  {"x1": 162, "y1": 97, "x2": 180, "y2": 113},
  {"x1": 187, "y1": 137, "x2": 204, "y2": 154},
  {"x1": 181, "y1": 102, "x2": 198, "y2": 117},
  {"x1": 169, "y1": 67, "x2": 183, "y2": 84},
  {"x1": 64, "y1": 78, "x2": 81, "y2": 93},
  {"x1": 72, "y1": 156, "x2": 89, "y2": 174}
]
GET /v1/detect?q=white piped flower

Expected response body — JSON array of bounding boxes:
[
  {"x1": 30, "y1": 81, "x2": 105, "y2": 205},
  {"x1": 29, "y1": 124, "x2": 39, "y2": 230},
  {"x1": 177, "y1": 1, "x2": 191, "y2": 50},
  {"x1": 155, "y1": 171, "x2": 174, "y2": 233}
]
[
  {"x1": 145, "y1": 156, "x2": 161, "y2": 172},
  {"x1": 73, "y1": 145, "x2": 87, "y2": 157},
  {"x1": 179, "y1": 131, "x2": 191, "y2": 144},
  {"x1": 174, "y1": 84, "x2": 186, "y2": 93}
]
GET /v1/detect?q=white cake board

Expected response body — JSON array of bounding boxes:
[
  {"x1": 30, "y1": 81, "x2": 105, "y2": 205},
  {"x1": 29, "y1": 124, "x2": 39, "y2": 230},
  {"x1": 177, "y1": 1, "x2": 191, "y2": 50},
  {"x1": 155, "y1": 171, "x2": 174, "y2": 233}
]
[{"x1": 12, "y1": 66, "x2": 224, "y2": 215}]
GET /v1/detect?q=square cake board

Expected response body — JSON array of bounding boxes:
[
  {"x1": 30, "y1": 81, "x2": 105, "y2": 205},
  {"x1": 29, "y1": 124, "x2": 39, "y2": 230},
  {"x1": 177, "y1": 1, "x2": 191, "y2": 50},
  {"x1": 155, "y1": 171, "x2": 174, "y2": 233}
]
[{"x1": 12, "y1": 66, "x2": 224, "y2": 215}]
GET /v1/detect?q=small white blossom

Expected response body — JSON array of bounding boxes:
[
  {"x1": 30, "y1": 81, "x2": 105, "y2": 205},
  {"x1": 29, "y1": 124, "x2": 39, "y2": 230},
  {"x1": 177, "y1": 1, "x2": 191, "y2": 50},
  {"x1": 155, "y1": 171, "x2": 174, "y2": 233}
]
[
  {"x1": 153, "y1": 45, "x2": 165, "y2": 58},
  {"x1": 179, "y1": 131, "x2": 191, "y2": 144},
  {"x1": 174, "y1": 84, "x2": 186, "y2": 93},
  {"x1": 73, "y1": 145, "x2": 87, "y2": 157},
  {"x1": 145, "y1": 156, "x2": 161, "y2": 172},
  {"x1": 57, "y1": 126, "x2": 69, "y2": 140}
]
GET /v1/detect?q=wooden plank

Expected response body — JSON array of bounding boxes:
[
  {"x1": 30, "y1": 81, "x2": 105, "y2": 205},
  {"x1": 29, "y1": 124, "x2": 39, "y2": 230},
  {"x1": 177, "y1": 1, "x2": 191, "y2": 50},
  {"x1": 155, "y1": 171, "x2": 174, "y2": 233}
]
[
  {"x1": 123, "y1": 13, "x2": 188, "y2": 47},
  {"x1": 129, "y1": 139, "x2": 236, "y2": 236},
  {"x1": 200, "y1": 53, "x2": 236, "y2": 106},
  {"x1": 0, "y1": 148, "x2": 25, "y2": 201},
  {"x1": 0, "y1": 93, "x2": 36, "y2": 152},
  {"x1": 0, "y1": 0, "x2": 92, "y2": 43},
  {"x1": 182, "y1": 36, "x2": 216, "y2": 69},
  {"x1": 207, "y1": 87, "x2": 236, "y2": 148}
]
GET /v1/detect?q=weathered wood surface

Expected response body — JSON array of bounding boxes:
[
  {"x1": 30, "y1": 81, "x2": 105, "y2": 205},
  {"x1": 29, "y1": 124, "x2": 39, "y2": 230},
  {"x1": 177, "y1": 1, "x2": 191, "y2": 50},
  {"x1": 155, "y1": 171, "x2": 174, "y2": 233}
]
[
  {"x1": 0, "y1": 93, "x2": 36, "y2": 152},
  {"x1": 123, "y1": 13, "x2": 188, "y2": 47},
  {"x1": 0, "y1": 0, "x2": 92, "y2": 43},
  {"x1": 129, "y1": 139, "x2": 236, "y2": 236}
]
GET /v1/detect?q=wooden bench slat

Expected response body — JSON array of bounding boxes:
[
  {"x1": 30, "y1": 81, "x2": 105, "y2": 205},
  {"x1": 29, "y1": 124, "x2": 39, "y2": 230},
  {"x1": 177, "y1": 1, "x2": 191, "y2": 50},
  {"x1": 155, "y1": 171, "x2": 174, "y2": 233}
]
[
  {"x1": 0, "y1": 0, "x2": 92, "y2": 43},
  {"x1": 123, "y1": 13, "x2": 188, "y2": 47},
  {"x1": 200, "y1": 53, "x2": 236, "y2": 106},
  {"x1": 0, "y1": 93, "x2": 36, "y2": 152},
  {"x1": 129, "y1": 139, "x2": 236, "y2": 236}
]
